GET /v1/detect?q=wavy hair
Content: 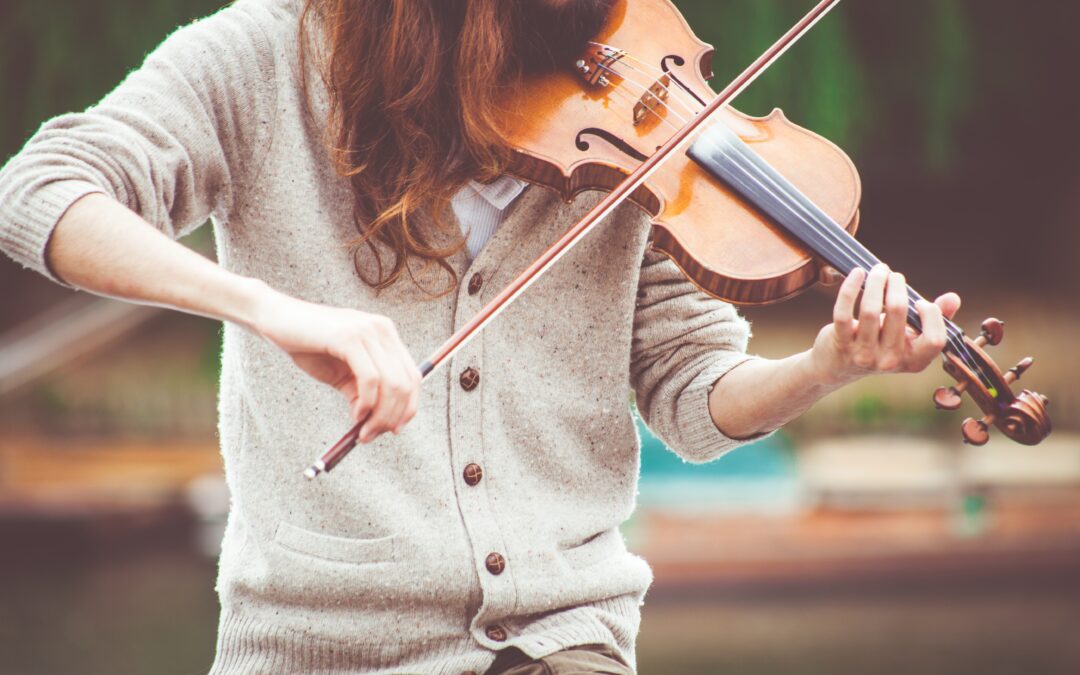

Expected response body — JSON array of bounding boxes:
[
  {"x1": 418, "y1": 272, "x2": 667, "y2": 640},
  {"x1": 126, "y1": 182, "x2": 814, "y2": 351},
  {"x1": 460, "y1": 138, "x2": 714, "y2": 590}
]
[{"x1": 299, "y1": 0, "x2": 614, "y2": 293}]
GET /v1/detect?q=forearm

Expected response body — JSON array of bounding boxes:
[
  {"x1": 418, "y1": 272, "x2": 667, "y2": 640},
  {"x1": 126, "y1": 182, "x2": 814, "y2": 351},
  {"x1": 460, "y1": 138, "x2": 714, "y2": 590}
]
[
  {"x1": 46, "y1": 193, "x2": 422, "y2": 442},
  {"x1": 707, "y1": 350, "x2": 850, "y2": 439},
  {"x1": 46, "y1": 192, "x2": 268, "y2": 329}
]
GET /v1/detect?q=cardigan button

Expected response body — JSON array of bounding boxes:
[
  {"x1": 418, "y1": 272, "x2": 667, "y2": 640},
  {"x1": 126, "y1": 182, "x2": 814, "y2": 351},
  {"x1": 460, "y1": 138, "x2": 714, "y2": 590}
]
[
  {"x1": 468, "y1": 273, "x2": 483, "y2": 295},
  {"x1": 485, "y1": 552, "x2": 506, "y2": 575},
  {"x1": 485, "y1": 625, "x2": 508, "y2": 642},
  {"x1": 460, "y1": 367, "x2": 480, "y2": 391},
  {"x1": 463, "y1": 463, "x2": 483, "y2": 486}
]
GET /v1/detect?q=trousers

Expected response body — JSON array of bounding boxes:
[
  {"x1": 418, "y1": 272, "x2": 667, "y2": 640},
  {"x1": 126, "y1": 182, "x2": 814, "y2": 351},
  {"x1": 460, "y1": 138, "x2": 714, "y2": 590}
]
[{"x1": 483, "y1": 644, "x2": 634, "y2": 675}]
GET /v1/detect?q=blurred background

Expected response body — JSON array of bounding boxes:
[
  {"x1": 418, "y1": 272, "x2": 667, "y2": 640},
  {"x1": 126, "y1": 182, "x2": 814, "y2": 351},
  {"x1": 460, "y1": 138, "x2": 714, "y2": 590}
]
[{"x1": 2, "y1": 0, "x2": 1079, "y2": 673}]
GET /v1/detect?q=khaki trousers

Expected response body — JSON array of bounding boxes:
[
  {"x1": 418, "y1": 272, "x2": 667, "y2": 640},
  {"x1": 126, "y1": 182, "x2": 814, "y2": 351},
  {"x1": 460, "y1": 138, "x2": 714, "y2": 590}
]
[{"x1": 483, "y1": 644, "x2": 634, "y2": 675}]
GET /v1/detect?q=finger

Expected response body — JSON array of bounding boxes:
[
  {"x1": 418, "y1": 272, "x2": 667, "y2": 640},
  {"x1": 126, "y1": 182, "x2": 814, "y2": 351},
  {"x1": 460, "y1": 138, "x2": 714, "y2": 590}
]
[
  {"x1": 934, "y1": 292, "x2": 962, "y2": 320},
  {"x1": 358, "y1": 337, "x2": 401, "y2": 442},
  {"x1": 911, "y1": 299, "x2": 948, "y2": 368},
  {"x1": 380, "y1": 332, "x2": 421, "y2": 432},
  {"x1": 397, "y1": 384, "x2": 420, "y2": 434},
  {"x1": 880, "y1": 271, "x2": 909, "y2": 359},
  {"x1": 340, "y1": 345, "x2": 380, "y2": 423},
  {"x1": 832, "y1": 267, "x2": 865, "y2": 342},
  {"x1": 857, "y1": 263, "x2": 890, "y2": 350},
  {"x1": 388, "y1": 343, "x2": 421, "y2": 434},
  {"x1": 373, "y1": 317, "x2": 420, "y2": 435}
]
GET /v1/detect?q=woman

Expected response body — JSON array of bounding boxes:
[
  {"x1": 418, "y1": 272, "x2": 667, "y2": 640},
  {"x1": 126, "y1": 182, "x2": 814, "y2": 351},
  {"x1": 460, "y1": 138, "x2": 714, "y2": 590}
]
[{"x1": 0, "y1": 0, "x2": 958, "y2": 672}]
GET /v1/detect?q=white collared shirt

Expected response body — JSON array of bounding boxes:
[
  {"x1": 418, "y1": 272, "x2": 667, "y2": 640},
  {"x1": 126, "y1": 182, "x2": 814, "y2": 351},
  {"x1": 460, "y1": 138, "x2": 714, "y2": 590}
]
[{"x1": 451, "y1": 175, "x2": 528, "y2": 259}]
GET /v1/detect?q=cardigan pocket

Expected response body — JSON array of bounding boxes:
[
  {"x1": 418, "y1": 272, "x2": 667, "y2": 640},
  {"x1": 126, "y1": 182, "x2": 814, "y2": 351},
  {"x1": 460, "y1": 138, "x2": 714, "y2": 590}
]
[
  {"x1": 273, "y1": 521, "x2": 398, "y2": 565},
  {"x1": 559, "y1": 528, "x2": 626, "y2": 570}
]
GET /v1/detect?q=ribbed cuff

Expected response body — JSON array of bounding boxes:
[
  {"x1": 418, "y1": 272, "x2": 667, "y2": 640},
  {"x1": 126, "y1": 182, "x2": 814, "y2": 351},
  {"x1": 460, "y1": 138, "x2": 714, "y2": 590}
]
[
  {"x1": 0, "y1": 178, "x2": 108, "y2": 285},
  {"x1": 674, "y1": 354, "x2": 775, "y2": 463}
]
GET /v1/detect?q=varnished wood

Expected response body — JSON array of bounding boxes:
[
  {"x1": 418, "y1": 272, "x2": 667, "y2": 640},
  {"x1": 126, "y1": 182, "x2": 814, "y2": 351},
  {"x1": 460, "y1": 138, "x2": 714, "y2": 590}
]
[{"x1": 501, "y1": 0, "x2": 861, "y2": 307}]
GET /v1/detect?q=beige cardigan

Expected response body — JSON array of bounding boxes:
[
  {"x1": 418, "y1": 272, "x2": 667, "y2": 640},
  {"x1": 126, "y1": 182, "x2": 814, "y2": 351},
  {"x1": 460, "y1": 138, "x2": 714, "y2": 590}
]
[{"x1": 0, "y1": 1, "x2": 758, "y2": 672}]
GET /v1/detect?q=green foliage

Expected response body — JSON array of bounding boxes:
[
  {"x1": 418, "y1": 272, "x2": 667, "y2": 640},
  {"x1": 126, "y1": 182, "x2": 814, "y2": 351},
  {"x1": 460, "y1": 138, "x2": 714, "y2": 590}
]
[
  {"x1": 924, "y1": 0, "x2": 972, "y2": 172},
  {"x1": 845, "y1": 391, "x2": 953, "y2": 436},
  {"x1": 678, "y1": 0, "x2": 869, "y2": 153},
  {"x1": 673, "y1": 0, "x2": 981, "y2": 170}
]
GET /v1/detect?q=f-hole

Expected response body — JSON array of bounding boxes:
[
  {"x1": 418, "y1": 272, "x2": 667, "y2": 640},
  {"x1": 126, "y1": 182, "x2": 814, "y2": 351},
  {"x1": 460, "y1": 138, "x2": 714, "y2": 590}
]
[
  {"x1": 575, "y1": 128, "x2": 649, "y2": 162},
  {"x1": 661, "y1": 55, "x2": 707, "y2": 108}
]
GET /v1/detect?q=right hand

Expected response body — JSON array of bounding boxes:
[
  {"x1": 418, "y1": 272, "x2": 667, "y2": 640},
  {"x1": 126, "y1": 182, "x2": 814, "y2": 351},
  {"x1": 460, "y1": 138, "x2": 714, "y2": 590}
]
[{"x1": 251, "y1": 287, "x2": 421, "y2": 443}]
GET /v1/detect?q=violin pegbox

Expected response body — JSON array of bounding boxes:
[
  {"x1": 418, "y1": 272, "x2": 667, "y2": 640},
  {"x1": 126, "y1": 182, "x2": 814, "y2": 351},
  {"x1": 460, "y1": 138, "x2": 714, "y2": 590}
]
[{"x1": 933, "y1": 318, "x2": 1051, "y2": 446}]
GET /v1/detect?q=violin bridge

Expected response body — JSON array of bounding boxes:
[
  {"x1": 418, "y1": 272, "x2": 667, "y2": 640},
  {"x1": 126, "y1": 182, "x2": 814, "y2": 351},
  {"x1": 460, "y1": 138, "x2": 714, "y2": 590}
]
[{"x1": 634, "y1": 75, "x2": 671, "y2": 126}]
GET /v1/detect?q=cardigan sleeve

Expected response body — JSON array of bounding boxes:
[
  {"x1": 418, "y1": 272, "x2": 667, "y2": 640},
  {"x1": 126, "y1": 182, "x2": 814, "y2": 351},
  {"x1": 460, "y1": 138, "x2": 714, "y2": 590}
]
[
  {"x1": 630, "y1": 248, "x2": 770, "y2": 464},
  {"x1": 0, "y1": 0, "x2": 282, "y2": 283}
]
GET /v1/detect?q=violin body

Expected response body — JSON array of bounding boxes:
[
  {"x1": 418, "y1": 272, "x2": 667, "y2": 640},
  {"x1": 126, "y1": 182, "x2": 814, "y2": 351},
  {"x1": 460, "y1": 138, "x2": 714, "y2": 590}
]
[{"x1": 501, "y1": 0, "x2": 861, "y2": 305}]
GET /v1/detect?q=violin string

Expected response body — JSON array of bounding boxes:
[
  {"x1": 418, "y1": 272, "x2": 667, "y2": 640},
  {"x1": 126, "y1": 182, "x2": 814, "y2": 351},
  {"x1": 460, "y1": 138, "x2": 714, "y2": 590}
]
[
  {"x1": 595, "y1": 51, "x2": 703, "y2": 120},
  {"x1": 703, "y1": 118, "x2": 990, "y2": 383},
  {"x1": 593, "y1": 60, "x2": 990, "y2": 383},
  {"x1": 585, "y1": 42, "x2": 704, "y2": 118},
  {"x1": 673, "y1": 89, "x2": 989, "y2": 382},
  {"x1": 715, "y1": 125, "x2": 992, "y2": 386},
  {"x1": 595, "y1": 59, "x2": 983, "y2": 374},
  {"x1": 594, "y1": 62, "x2": 905, "y2": 296},
  {"x1": 588, "y1": 43, "x2": 994, "y2": 390},
  {"x1": 593, "y1": 43, "x2": 710, "y2": 116}
]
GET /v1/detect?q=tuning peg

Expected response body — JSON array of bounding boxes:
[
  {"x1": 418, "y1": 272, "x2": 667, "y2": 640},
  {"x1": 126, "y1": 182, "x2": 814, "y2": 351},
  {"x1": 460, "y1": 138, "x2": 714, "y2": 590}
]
[
  {"x1": 962, "y1": 415, "x2": 993, "y2": 445},
  {"x1": 975, "y1": 318, "x2": 1005, "y2": 348},
  {"x1": 933, "y1": 383, "x2": 966, "y2": 411},
  {"x1": 1004, "y1": 357, "x2": 1034, "y2": 384}
]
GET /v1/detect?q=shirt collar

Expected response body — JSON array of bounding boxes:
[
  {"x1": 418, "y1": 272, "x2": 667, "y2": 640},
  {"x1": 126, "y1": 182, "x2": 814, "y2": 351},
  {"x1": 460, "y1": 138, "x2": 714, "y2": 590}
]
[{"x1": 465, "y1": 175, "x2": 528, "y2": 211}]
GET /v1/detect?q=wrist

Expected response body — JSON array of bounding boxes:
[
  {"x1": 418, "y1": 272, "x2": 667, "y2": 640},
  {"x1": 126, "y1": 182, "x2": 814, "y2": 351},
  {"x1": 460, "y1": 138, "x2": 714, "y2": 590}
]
[
  {"x1": 802, "y1": 348, "x2": 860, "y2": 390},
  {"x1": 234, "y1": 276, "x2": 278, "y2": 334}
]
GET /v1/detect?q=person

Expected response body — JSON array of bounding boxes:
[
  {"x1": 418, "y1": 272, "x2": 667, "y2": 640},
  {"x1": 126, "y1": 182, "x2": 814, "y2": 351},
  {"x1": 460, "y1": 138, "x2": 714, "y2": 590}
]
[{"x1": 0, "y1": 0, "x2": 960, "y2": 673}]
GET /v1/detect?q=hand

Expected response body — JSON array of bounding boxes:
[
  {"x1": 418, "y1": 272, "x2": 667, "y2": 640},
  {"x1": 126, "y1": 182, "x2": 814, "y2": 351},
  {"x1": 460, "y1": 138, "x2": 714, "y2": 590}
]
[
  {"x1": 251, "y1": 287, "x2": 421, "y2": 442},
  {"x1": 810, "y1": 264, "x2": 962, "y2": 386}
]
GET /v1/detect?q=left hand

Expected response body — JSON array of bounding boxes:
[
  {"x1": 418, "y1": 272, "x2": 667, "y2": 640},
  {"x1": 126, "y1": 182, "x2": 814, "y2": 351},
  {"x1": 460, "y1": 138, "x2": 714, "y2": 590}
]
[{"x1": 810, "y1": 263, "x2": 961, "y2": 385}]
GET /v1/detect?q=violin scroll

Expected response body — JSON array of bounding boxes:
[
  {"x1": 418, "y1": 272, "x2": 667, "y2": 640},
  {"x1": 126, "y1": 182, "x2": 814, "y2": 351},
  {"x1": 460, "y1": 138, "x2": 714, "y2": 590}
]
[{"x1": 933, "y1": 317, "x2": 1051, "y2": 446}]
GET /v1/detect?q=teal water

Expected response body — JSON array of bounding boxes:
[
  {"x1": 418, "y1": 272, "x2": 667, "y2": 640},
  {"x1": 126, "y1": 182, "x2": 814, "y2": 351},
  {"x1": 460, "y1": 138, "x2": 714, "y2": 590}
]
[{"x1": 637, "y1": 413, "x2": 796, "y2": 480}]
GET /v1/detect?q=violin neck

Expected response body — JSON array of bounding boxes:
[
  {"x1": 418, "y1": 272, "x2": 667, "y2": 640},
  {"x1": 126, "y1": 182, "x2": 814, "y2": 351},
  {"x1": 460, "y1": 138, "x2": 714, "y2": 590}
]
[{"x1": 687, "y1": 120, "x2": 941, "y2": 337}]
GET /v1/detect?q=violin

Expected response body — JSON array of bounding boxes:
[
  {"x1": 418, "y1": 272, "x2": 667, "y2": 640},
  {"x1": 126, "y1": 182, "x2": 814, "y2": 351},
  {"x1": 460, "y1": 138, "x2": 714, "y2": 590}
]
[{"x1": 304, "y1": 0, "x2": 1050, "y2": 479}]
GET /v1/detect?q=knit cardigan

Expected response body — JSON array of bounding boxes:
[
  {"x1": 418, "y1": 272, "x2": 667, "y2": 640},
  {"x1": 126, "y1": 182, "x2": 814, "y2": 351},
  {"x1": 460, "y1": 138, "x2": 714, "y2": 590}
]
[{"x1": 0, "y1": 1, "x2": 760, "y2": 672}]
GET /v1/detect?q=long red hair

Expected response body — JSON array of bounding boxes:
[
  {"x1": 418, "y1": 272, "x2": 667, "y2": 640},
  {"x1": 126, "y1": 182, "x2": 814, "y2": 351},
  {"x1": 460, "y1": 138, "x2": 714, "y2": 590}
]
[{"x1": 299, "y1": 0, "x2": 613, "y2": 293}]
